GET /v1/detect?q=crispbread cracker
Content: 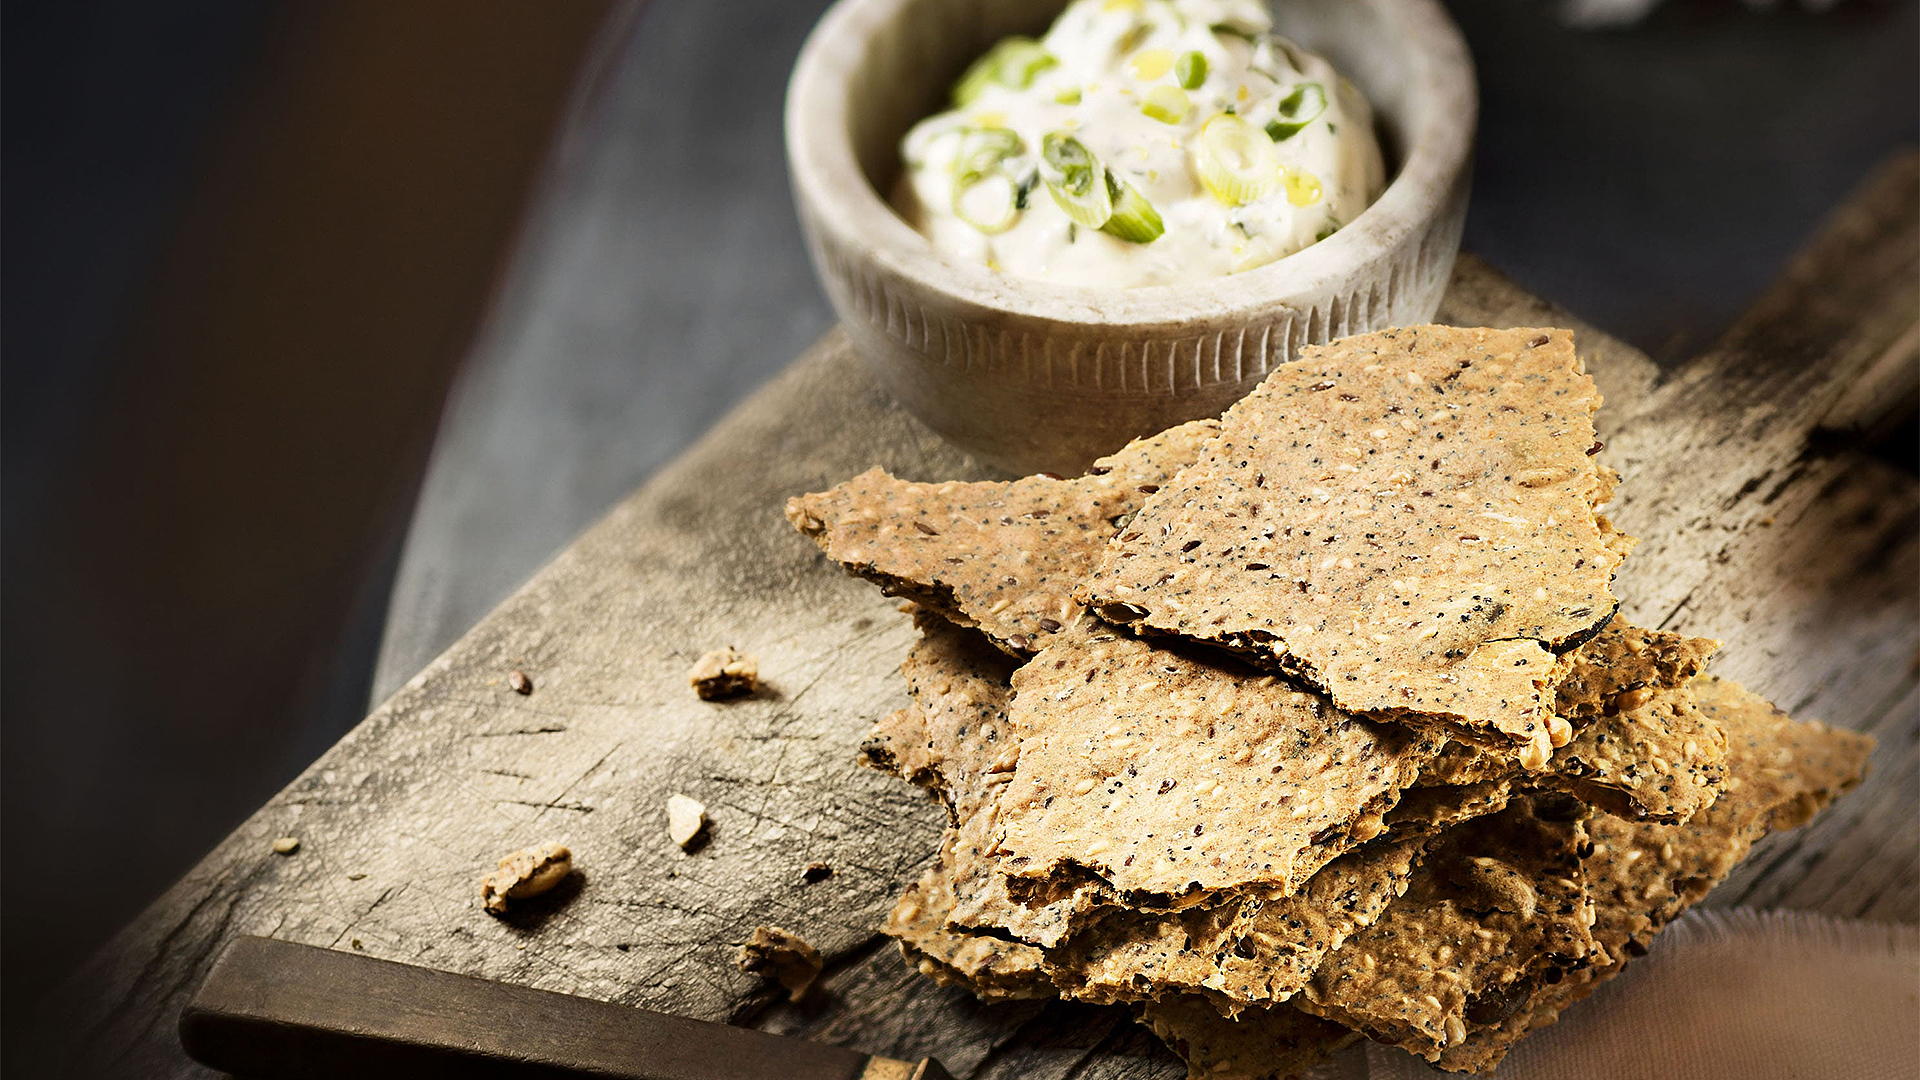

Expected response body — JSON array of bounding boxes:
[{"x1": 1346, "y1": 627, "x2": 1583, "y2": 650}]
[
  {"x1": 1547, "y1": 684, "x2": 1726, "y2": 822},
  {"x1": 1048, "y1": 835, "x2": 1429, "y2": 1014},
  {"x1": 1077, "y1": 327, "x2": 1623, "y2": 768},
  {"x1": 1297, "y1": 796, "x2": 1600, "y2": 1058},
  {"x1": 1384, "y1": 778, "x2": 1515, "y2": 838},
  {"x1": 865, "y1": 617, "x2": 1110, "y2": 948},
  {"x1": 993, "y1": 619, "x2": 1443, "y2": 905},
  {"x1": 787, "y1": 420, "x2": 1219, "y2": 654},
  {"x1": 1431, "y1": 676, "x2": 1873, "y2": 1073},
  {"x1": 885, "y1": 829, "x2": 1052, "y2": 1000},
  {"x1": 1139, "y1": 996, "x2": 1358, "y2": 1080},
  {"x1": 1551, "y1": 622, "x2": 1721, "y2": 731},
  {"x1": 1411, "y1": 624, "x2": 1726, "y2": 823},
  {"x1": 860, "y1": 616, "x2": 1021, "y2": 821}
]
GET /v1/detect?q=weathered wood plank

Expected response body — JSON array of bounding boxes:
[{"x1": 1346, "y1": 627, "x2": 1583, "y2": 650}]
[{"x1": 31, "y1": 161, "x2": 1917, "y2": 1079}]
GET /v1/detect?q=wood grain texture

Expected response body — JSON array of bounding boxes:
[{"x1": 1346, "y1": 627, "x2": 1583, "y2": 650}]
[{"x1": 31, "y1": 159, "x2": 1917, "y2": 1080}]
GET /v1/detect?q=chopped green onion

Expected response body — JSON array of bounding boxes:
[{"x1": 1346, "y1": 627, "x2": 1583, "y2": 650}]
[
  {"x1": 1129, "y1": 48, "x2": 1173, "y2": 81},
  {"x1": 1039, "y1": 133, "x2": 1113, "y2": 228},
  {"x1": 1195, "y1": 113, "x2": 1278, "y2": 205},
  {"x1": 950, "y1": 127, "x2": 1027, "y2": 234},
  {"x1": 1265, "y1": 82, "x2": 1326, "y2": 141},
  {"x1": 953, "y1": 171, "x2": 1019, "y2": 233},
  {"x1": 1100, "y1": 173, "x2": 1163, "y2": 243},
  {"x1": 951, "y1": 36, "x2": 1058, "y2": 107},
  {"x1": 954, "y1": 126, "x2": 1024, "y2": 181},
  {"x1": 1055, "y1": 86, "x2": 1082, "y2": 105},
  {"x1": 1141, "y1": 85, "x2": 1190, "y2": 124},
  {"x1": 1176, "y1": 51, "x2": 1208, "y2": 89},
  {"x1": 1315, "y1": 218, "x2": 1343, "y2": 242},
  {"x1": 1210, "y1": 22, "x2": 1259, "y2": 43},
  {"x1": 1013, "y1": 170, "x2": 1038, "y2": 210}
]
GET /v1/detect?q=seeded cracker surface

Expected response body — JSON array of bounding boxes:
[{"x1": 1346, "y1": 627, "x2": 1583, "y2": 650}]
[
  {"x1": 993, "y1": 618, "x2": 1443, "y2": 905},
  {"x1": 1140, "y1": 996, "x2": 1358, "y2": 1080},
  {"x1": 1433, "y1": 675, "x2": 1873, "y2": 1072},
  {"x1": 861, "y1": 618, "x2": 1108, "y2": 947},
  {"x1": 786, "y1": 420, "x2": 1219, "y2": 654},
  {"x1": 1048, "y1": 835, "x2": 1429, "y2": 1015},
  {"x1": 1296, "y1": 796, "x2": 1599, "y2": 1058},
  {"x1": 1077, "y1": 327, "x2": 1621, "y2": 768},
  {"x1": 885, "y1": 827, "x2": 1052, "y2": 1000},
  {"x1": 1414, "y1": 624, "x2": 1728, "y2": 823},
  {"x1": 860, "y1": 615, "x2": 1021, "y2": 822}
]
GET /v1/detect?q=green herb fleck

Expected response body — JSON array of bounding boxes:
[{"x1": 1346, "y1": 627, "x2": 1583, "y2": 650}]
[
  {"x1": 1176, "y1": 51, "x2": 1208, "y2": 89},
  {"x1": 1265, "y1": 82, "x2": 1327, "y2": 141}
]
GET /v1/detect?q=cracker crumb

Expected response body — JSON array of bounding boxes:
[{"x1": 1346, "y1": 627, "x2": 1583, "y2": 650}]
[
  {"x1": 480, "y1": 842, "x2": 572, "y2": 914},
  {"x1": 689, "y1": 647, "x2": 758, "y2": 700},
  {"x1": 667, "y1": 793, "x2": 707, "y2": 850},
  {"x1": 270, "y1": 837, "x2": 300, "y2": 855},
  {"x1": 803, "y1": 861, "x2": 833, "y2": 884},
  {"x1": 737, "y1": 926, "x2": 823, "y2": 1001}
]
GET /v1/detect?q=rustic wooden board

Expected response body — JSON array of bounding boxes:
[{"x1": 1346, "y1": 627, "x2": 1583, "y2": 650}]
[{"x1": 33, "y1": 157, "x2": 1916, "y2": 1080}]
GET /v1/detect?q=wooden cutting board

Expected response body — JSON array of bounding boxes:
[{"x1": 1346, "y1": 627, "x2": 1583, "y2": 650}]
[{"x1": 35, "y1": 156, "x2": 1917, "y2": 1080}]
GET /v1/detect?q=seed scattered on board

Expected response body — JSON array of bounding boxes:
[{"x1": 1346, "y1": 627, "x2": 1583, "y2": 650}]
[
  {"x1": 667, "y1": 793, "x2": 708, "y2": 850},
  {"x1": 507, "y1": 670, "x2": 534, "y2": 695},
  {"x1": 737, "y1": 926, "x2": 823, "y2": 1002},
  {"x1": 803, "y1": 861, "x2": 833, "y2": 884},
  {"x1": 689, "y1": 647, "x2": 758, "y2": 700},
  {"x1": 480, "y1": 842, "x2": 573, "y2": 914},
  {"x1": 270, "y1": 837, "x2": 300, "y2": 855}
]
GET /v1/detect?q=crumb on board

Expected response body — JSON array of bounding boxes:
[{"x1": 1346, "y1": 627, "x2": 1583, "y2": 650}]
[
  {"x1": 270, "y1": 837, "x2": 300, "y2": 855},
  {"x1": 803, "y1": 861, "x2": 833, "y2": 884},
  {"x1": 689, "y1": 647, "x2": 758, "y2": 700},
  {"x1": 507, "y1": 670, "x2": 534, "y2": 695},
  {"x1": 667, "y1": 793, "x2": 708, "y2": 850},
  {"x1": 737, "y1": 926, "x2": 823, "y2": 1002},
  {"x1": 480, "y1": 842, "x2": 573, "y2": 914}
]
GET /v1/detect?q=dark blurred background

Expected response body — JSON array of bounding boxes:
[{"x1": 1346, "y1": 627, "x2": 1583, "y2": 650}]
[{"x1": 3, "y1": 0, "x2": 1915, "y2": 1052}]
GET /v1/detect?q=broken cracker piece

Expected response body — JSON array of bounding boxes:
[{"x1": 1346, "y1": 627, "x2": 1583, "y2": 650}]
[
  {"x1": 885, "y1": 830, "x2": 1052, "y2": 1001},
  {"x1": 1297, "y1": 796, "x2": 1599, "y2": 1059},
  {"x1": 1409, "y1": 624, "x2": 1727, "y2": 824},
  {"x1": 861, "y1": 617, "x2": 1022, "y2": 823},
  {"x1": 993, "y1": 619, "x2": 1442, "y2": 906},
  {"x1": 1078, "y1": 327, "x2": 1623, "y2": 769},
  {"x1": 1049, "y1": 834, "x2": 1429, "y2": 1016},
  {"x1": 1433, "y1": 675, "x2": 1873, "y2": 1073},
  {"x1": 480, "y1": 842, "x2": 573, "y2": 915},
  {"x1": 785, "y1": 420, "x2": 1219, "y2": 655},
  {"x1": 1140, "y1": 996, "x2": 1358, "y2": 1080},
  {"x1": 689, "y1": 647, "x2": 758, "y2": 700},
  {"x1": 666, "y1": 793, "x2": 707, "y2": 850},
  {"x1": 737, "y1": 926, "x2": 824, "y2": 1002}
]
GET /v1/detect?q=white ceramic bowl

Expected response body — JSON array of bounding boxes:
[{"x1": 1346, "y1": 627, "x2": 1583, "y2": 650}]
[{"x1": 787, "y1": 0, "x2": 1475, "y2": 475}]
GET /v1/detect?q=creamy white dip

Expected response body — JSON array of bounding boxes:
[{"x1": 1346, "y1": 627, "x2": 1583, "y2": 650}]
[{"x1": 895, "y1": 0, "x2": 1386, "y2": 289}]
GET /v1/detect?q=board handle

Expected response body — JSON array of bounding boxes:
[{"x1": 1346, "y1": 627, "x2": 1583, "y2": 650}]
[{"x1": 179, "y1": 935, "x2": 950, "y2": 1080}]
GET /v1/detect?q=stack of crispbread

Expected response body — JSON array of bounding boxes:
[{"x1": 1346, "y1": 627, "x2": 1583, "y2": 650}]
[{"x1": 786, "y1": 326, "x2": 1872, "y2": 1079}]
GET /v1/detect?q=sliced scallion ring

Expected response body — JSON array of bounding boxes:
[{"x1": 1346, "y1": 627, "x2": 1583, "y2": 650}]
[
  {"x1": 950, "y1": 127, "x2": 1028, "y2": 234},
  {"x1": 951, "y1": 36, "x2": 1059, "y2": 107},
  {"x1": 1141, "y1": 85, "x2": 1191, "y2": 124},
  {"x1": 1100, "y1": 173, "x2": 1164, "y2": 243},
  {"x1": 1195, "y1": 113, "x2": 1278, "y2": 205},
  {"x1": 954, "y1": 126, "x2": 1024, "y2": 180},
  {"x1": 952, "y1": 171, "x2": 1020, "y2": 233},
  {"x1": 1264, "y1": 82, "x2": 1327, "y2": 141},
  {"x1": 1039, "y1": 133, "x2": 1113, "y2": 229},
  {"x1": 1175, "y1": 50, "x2": 1208, "y2": 89}
]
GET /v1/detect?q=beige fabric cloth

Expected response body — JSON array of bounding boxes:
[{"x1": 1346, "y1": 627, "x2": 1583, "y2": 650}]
[{"x1": 1309, "y1": 908, "x2": 1919, "y2": 1080}]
